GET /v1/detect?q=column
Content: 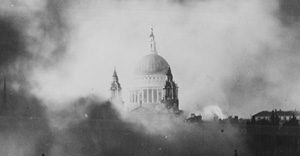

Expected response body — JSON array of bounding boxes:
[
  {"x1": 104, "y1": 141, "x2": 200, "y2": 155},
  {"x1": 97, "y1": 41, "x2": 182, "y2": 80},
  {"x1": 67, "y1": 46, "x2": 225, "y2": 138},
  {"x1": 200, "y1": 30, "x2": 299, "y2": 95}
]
[
  {"x1": 137, "y1": 91, "x2": 140, "y2": 104},
  {"x1": 132, "y1": 92, "x2": 135, "y2": 103},
  {"x1": 152, "y1": 89, "x2": 154, "y2": 103},
  {"x1": 142, "y1": 90, "x2": 144, "y2": 103},
  {"x1": 146, "y1": 89, "x2": 148, "y2": 103},
  {"x1": 157, "y1": 89, "x2": 159, "y2": 102},
  {"x1": 147, "y1": 89, "x2": 150, "y2": 103},
  {"x1": 134, "y1": 92, "x2": 137, "y2": 103},
  {"x1": 136, "y1": 91, "x2": 138, "y2": 103},
  {"x1": 153, "y1": 89, "x2": 156, "y2": 102}
]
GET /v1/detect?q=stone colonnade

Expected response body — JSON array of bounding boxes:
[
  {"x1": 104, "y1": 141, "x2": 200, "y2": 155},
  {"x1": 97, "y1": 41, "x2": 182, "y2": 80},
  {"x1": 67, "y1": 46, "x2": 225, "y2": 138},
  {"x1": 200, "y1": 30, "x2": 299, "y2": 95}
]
[{"x1": 130, "y1": 89, "x2": 163, "y2": 104}]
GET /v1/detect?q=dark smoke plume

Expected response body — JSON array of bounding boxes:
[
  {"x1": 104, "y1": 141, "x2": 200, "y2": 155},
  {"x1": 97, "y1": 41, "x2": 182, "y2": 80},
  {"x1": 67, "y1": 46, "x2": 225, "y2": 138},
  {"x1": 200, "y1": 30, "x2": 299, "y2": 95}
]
[
  {"x1": 47, "y1": 97, "x2": 251, "y2": 156},
  {"x1": 1, "y1": 0, "x2": 300, "y2": 156}
]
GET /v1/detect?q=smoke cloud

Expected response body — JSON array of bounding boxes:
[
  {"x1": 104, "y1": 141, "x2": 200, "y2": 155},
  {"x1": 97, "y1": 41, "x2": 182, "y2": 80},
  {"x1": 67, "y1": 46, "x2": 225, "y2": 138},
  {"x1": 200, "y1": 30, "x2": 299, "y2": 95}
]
[
  {"x1": 24, "y1": 0, "x2": 300, "y2": 118},
  {"x1": 46, "y1": 98, "x2": 252, "y2": 156},
  {"x1": 0, "y1": 0, "x2": 300, "y2": 155}
]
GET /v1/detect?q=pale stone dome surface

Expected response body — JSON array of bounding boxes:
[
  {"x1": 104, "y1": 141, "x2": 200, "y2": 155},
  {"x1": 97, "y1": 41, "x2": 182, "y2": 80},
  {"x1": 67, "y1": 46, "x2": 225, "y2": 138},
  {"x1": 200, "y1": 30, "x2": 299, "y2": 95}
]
[{"x1": 135, "y1": 54, "x2": 169, "y2": 75}]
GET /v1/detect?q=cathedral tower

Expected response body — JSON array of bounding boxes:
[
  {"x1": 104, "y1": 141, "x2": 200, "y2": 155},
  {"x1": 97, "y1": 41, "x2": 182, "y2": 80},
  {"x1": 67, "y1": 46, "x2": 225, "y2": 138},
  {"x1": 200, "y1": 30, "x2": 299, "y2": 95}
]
[
  {"x1": 162, "y1": 67, "x2": 179, "y2": 112},
  {"x1": 110, "y1": 68, "x2": 123, "y2": 103}
]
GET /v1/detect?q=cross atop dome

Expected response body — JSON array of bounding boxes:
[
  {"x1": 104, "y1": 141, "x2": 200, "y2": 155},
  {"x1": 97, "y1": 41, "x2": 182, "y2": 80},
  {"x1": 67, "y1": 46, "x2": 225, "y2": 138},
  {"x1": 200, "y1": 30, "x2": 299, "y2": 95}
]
[{"x1": 149, "y1": 27, "x2": 157, "y2": 54}]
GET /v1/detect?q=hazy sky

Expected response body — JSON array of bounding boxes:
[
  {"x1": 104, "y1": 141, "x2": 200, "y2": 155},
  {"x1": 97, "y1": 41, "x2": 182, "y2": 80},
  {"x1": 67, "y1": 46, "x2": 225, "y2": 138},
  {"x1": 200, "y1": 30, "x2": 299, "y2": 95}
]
[
  {"x1": 1, "y1": 0, "x2": 300, "y2": 118},
  {"x1": 2, "y1": 0, "x2": 300, "y2": 155}
]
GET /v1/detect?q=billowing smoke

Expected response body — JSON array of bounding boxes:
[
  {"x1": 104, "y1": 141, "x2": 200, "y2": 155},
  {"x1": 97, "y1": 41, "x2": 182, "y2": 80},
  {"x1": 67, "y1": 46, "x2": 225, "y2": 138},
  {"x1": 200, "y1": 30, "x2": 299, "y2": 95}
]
[
  {"x1": 201, "y1": 105, "x2": 226, "y2": 120},
  {"x1": 0, "y1": 0, "x2": 300, "y2": 155},
  {"x1": 45, "y1": 98, "x2": 252, "y2": 156},
  {"x1": 0, "y1": 0, "x2": 71, "y2": 155},
  {"x1": 24, "y1": 0, "x2": 300, "y2": 118}
]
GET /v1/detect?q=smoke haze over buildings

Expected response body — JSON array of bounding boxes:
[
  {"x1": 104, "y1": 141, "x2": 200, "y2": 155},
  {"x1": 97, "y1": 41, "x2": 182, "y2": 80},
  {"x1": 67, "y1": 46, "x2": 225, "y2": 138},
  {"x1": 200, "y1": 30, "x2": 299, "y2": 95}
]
[
  {"x1": 20, "y1": 0, "x2": 300, "y2": 118},
  {"x1": 0, "y1": 0, "x2": 300, "y2": 155}
]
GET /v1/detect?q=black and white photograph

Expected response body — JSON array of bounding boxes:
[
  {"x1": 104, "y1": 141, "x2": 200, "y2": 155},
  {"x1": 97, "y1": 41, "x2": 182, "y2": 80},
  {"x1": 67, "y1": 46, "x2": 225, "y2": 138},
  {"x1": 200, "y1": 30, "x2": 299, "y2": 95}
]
[{"x1": 0, "y1": 0, "x2": 300, "y2": 155}]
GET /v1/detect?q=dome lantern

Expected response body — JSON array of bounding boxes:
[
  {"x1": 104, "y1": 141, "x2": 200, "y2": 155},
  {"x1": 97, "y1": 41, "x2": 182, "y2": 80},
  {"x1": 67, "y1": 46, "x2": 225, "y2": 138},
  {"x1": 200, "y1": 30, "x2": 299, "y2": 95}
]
[
  {"x1": 149, "y1": 27, "x2": 157, "y2": 54},
  {"x1": 135, "y1": 28, "x2": 169, "y2": 75}
]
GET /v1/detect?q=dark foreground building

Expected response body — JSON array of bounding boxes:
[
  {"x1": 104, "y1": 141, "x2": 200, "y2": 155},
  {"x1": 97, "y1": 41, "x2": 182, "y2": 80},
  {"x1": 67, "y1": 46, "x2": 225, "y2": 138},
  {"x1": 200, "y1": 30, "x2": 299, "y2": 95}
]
[{"x1": 246, "y1": 109, "x2": 300, "y2": 156}]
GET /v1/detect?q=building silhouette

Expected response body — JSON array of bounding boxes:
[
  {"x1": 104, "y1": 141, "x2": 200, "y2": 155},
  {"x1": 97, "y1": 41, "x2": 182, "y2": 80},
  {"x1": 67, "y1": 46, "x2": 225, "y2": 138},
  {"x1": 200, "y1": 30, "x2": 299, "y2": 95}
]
[
  {"x1": 186, "y1": 113, "x2": 202, "y2": 123},
  {"x1": 251, "y1": 109, "x2": 300, "y2": 125}
]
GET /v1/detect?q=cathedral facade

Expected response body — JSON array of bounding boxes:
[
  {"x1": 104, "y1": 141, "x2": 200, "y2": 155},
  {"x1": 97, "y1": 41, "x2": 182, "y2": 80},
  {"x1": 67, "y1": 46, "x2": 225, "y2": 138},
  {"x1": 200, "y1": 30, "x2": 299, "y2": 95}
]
[{"x1": 110, "y1": 29, "x2": 180, "y2": 113}]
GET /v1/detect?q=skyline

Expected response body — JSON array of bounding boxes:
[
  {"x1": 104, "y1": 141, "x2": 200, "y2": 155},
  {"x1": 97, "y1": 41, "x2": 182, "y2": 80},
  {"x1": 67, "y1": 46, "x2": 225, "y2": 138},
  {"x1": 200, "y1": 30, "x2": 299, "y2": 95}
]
[
  {"x1": 0, "y1": 0, "x2": 300, "y2": 119},
  {"x1": 0, "y1": 0, "x2": 300, "y2": 156}
]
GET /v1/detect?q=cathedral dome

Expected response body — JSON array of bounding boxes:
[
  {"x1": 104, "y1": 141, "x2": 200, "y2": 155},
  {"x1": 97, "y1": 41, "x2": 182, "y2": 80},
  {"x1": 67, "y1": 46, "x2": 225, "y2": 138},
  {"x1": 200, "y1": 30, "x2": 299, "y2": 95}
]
[
  {"x1": 128, "y1": 28, "x2": 179, "y2": 113},
  {"x1": 135, "y1": 54, "x2": 169, "y2": 75}
]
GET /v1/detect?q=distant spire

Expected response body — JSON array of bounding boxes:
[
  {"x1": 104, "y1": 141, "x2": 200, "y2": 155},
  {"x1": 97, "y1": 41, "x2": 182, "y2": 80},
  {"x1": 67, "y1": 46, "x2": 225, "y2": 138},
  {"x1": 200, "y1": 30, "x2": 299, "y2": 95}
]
[
  {"x1": 110, "y1": 67, "x2": 122, "y2": 101},
  {"x1": 113, "y1": 66, "x2": 118, "y2": 81},
  {"x1": 149, "y1": 27, "x2": 157, "y2": 54},
  {"x1": 166, "y1": 66, "x2": 173, "y2": 81}
]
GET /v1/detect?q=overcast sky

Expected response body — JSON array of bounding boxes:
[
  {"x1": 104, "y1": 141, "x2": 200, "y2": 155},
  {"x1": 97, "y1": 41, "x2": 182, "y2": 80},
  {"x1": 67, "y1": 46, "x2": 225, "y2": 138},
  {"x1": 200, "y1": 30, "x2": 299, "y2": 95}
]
[{"x1": 1, "y1": 0, "x2": 300, "y2": 118}]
